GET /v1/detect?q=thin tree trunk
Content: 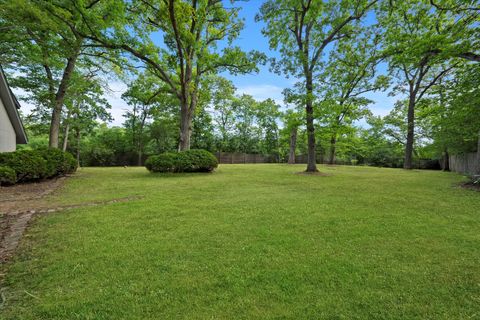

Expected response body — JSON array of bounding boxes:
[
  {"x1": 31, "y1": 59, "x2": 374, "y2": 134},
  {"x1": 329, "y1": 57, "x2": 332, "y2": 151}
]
[
  {"x1": 48, "y1": 51, "x2": 80, "y2": 149},
  {"x1": 288, "y1": 126, "x2": 297, "y2": 164},
  {"x1": 137, "y1": 149, "x2": 143, "y2": 166},
  {"x1": 404, "y1": 89, "x2": 416, "y2": 169},
  {"x1": 137, "y1": 109, "x2": 148, "y2": 166},
  {"x1": 442, "y1": 148, "x2": 449, "y2": 171},
  {"x1": 75, "y1": 128, "x2": 81, "y2": 168},
  {"x1": 328, "y1": 133, "x2": 337, "y2": 165},
  {"x1": 477, "y1": 129, "x2": 480, "y2": 174},
  {"x1": 477, "y1": 129, "x2": 480, "y2": 155},
  {"x1": 305, "y1": 74, "x2": 317, "y2": 172},
  {"x1": 62, "y1": 123, "x2": 70, "y2": 152}
]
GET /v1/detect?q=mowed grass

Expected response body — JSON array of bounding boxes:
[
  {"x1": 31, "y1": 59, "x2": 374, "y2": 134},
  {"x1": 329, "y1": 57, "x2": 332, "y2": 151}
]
[{"x1": 2, "y1": 165, "x2": 480, "y2": 319}]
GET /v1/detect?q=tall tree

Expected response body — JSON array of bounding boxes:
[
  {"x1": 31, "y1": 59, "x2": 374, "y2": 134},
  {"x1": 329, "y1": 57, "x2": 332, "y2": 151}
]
[
  {"x1": 69, "y1": 0, "x2": 263, "y2": 151},
  {"x1": 256, "y1": 99, "x2": 281, "y2": 157},
  {"x1": 317, "y1": 30, "x2": 388, "y2": 164},
  {"x1": 122, "y1": 75, "x2": 157, "y2": 166},
  {"x1": 379, "y1": 0, "x2": 462, "y2": 169},
  {"x1": 61, "y1": 70, "x2": 112, "y2": 153},
  {"x1": 0, "y1": 0, "x2": 117, "y2": 148},
  {"x1": 282, "y1": 110, "x2": 303, "y2": 164},
  {"x1": 257, "y1": 0, "x2": 378, "y2": 172},
  {"x1": 429, "y1": 64, "x2": 480, "y2": 156},
  {"x1": 210, "y1": 77, "x2": 237, "y2": 151},
  {"x1": 232, "y1": 94, "x2": 258, "y2": 153}
]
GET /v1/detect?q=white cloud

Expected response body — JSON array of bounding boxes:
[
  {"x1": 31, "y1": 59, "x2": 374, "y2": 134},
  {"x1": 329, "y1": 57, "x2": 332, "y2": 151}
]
[{"x1": 235, "y1": 84, "x2": 284, "y2": 106}]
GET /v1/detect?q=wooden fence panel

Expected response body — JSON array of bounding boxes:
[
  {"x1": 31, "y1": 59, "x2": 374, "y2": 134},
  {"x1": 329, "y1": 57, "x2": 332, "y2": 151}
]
[
  {"x1": 215, "y1": 152, "x2": 267, "y2": 164},
  {"x1": 449, "y1": 152, "x2": 479, "y2": 175}
]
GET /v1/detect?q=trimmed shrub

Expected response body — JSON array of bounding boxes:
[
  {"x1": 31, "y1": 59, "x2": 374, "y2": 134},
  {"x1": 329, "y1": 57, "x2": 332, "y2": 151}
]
[
  {"x1": 178, "y1": 149, "x2": 218, "y2": 172},
  {"x1": 145, "y1": 152, "x2": 179, "y2": 172},
  {"x1": 37, "y1": 148, "x2": 77, "y2": 177},
  {"x1": 0, "y1": 166, "x2": 16, "y2": 186},
  {"x1": 146, "y1": 149, "x2": 218, "y2": 173},
  {"x1": 0, "y1": 150, "x2": 47, "y2": 182},
  {"x1": 0, "y1": 149, "x2": 77, "y2": 184},
  {"x1": 64, "y1": 152, "x2": 78, "y2": 173}
]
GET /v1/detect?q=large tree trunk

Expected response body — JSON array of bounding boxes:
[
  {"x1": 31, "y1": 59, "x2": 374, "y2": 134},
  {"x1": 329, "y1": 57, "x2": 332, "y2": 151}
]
[
  {"x1": 62, "y1": 123, "x2": 70, "y2": 152},
  {"x1": 328, "y1": 133, "x2": 337, "y2": 165},
  {"x1": 288, "y1": 126, "x2": 297, "y2": 164},
  {"x1": 404, "y1": 90, "x2": 416, "y2": 169},
  {"x1": 178, "y1": 101, "x2": 194, "y2": 151},
  {"x1": 48, "y1": 53, "x2": 79, "y2": 149},
  {"x1": 305, "y1": 74, "x2": 317, "y2": 172}
]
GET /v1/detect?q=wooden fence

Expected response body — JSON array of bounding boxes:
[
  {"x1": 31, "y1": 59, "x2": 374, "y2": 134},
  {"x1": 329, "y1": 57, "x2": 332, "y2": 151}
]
[
  {"x1": 448, "y1": 152, "x2": 480, "y2": 175},
  {"x1": 215, "y1": 153, "x2": 347, "y2": 164},
  {"x1": 215, "y1": 152, "x2": 270, "y2": 164}
]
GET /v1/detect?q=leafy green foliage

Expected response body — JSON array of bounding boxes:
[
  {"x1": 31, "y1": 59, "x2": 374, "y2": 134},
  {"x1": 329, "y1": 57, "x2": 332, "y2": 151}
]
[
  {"x1": 0, "y1": 149, "x2": 76, "y2": 184},
  {"x1": 0, "y1": 150, "x2": 47, "y2": 182},
  {"x1": 0, "y1": 165, "x2": 16, "y2": 185},
  {"x1": 146, "y1": 149, "x2": 218, "y2": 173},
  {"x1": 37, "y1": 148, "x2": 77, "y2": 177}
]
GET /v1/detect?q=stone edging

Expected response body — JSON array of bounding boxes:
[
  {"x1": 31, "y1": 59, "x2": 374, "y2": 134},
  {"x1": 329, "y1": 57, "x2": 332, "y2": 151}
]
[{"x1": 0, "y1": 196, "x2": 143, "y2": 264}]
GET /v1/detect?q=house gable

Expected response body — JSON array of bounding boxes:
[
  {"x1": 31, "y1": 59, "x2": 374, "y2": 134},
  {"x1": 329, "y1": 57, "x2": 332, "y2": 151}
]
[{"x1": 0, "y1": 65, "x2": 27, "y2": 151}]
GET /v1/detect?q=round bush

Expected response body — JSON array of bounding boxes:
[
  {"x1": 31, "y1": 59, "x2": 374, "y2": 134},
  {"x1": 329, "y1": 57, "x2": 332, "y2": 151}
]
[
  {"x1": 179, "y1": 149, "x2": 218, "y2": 172},
  {"x1": 0, "y1": 166, "x2": 16, "y2": 186},
  {"x1": 37, "y1": 148, "x2": 78, "y2": 177},
  {"x1": 63, "y1": 152, "x2": 78, "y2": 174},
  {"x1": 145, "y1": 152, "x2": 179, "y2": 172},
  {"x1": 0, "y1": 150, "x2": 47, "y2": 182},
  {"x1": 145, "y1": 149, "x2": 218, "y2": 173}
]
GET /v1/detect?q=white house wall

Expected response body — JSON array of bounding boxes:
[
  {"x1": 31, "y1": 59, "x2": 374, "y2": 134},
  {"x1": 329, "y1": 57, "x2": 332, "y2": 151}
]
[{"x1": 0, "y1": 97, "x2": 16, "y2": 152}]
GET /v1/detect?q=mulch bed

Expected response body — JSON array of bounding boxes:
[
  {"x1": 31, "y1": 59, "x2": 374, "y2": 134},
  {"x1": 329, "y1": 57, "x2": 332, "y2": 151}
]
[{"x1": 460, "y1": 181, "x2": 480, "y2": 191}]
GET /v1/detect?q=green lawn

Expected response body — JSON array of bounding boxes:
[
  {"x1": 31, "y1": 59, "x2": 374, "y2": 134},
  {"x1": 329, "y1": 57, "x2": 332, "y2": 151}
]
[{"x1": 2, "y1": 165, "x2": 480, "y2": 319}]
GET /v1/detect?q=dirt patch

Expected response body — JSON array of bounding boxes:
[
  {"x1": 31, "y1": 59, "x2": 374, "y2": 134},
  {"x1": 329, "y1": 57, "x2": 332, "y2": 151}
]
[
  {"x1": 295, "y1": 171, "x2": 332, "y2": 176},
  {"x1": 460, "y1": 181, "x2": 480, "y2": 191},
  {"x1": 0, "y1": 177, "x2": 66, "y2": 213}
]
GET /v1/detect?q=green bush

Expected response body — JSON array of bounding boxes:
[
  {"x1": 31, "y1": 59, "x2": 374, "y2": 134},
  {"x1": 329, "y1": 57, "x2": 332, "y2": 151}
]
[
  {"x1": 145, "y1": 152, "x2": 179, "y2": 172},
  {"x1": 0, "y1": 150, "x2": 47, "y2": 182},
  {"x1": 0, "y1": 166, "x2": 16, "y2": 186},
  {"x1": 179, "y1": 149, "x2": 218, "y2": 172},
  {"x1": 0, "y1": 149, "x2": 77, "y2": 184},
  {"x1": 37, "y1": 148, "x2": 77, "y2": 177},
  {"x1": 146, "y1": 149, "x2": 218, "y2": 173}
]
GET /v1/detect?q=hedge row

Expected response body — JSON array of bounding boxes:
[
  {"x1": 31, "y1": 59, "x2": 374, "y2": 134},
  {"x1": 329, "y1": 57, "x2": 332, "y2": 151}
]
[
  {"x1": 145, "y1": 149, "x2": 218, "y2": 173},
  {"x1": 0, "y1": 149, "x2": 77, "y2": 186}
]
